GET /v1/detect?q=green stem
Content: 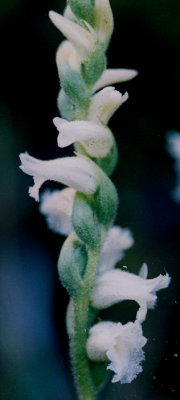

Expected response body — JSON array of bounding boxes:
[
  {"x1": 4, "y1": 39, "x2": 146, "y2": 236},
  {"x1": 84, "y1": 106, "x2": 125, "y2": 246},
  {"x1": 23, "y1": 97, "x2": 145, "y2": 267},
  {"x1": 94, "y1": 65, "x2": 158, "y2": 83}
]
[{"x1": 70, "y1": 250, "x2": 99, "y2": 400}]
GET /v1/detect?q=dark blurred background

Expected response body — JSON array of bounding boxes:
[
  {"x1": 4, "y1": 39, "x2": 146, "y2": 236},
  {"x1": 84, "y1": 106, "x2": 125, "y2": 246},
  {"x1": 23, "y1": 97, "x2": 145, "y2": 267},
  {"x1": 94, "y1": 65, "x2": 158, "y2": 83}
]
[{"x1": 0, "y1": 0, "x2": 179, "y2": 399}]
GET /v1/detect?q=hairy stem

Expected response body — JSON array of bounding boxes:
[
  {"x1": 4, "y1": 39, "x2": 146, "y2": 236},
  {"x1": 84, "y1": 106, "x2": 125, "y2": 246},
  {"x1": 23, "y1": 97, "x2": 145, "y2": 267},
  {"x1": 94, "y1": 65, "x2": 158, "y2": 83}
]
[{"x1": 70, "y1": 250, "x2": 99, "y2": 400}]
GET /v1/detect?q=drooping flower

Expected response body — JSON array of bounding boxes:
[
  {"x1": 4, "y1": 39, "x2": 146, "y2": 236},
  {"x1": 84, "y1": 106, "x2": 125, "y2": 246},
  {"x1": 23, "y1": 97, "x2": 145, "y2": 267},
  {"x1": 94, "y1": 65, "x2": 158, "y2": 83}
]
[
  {"x1": 19, "y1": 153, "x2": 100, "y2": 201},
  {"x1": 91, "y1": 264, "x2": 171, "y2": 322},
  {"x1": 93, "y1": 68, "x2": 138, "y2": 92},
  {"x1": 93, "y1": 0, "x2": 114, "y2": 46},
  {"x1": 97, "y1": 226, "x2": 134, "y2": 273},
  {"x1": 40, "y1": 188, "x2": 75, "y2": 235},
  {"x1": 53, "y1": 117, "x2": 113, "y2": 157},
  {"x1": 86, "y1": 320, "x2": 147, "y2": 383},
  {"x1": 87, "y1": 86, "x2": 128, "y2": 125},
  {"x1": 49, "y1": 10, "x2": 96, "y2": 61}
]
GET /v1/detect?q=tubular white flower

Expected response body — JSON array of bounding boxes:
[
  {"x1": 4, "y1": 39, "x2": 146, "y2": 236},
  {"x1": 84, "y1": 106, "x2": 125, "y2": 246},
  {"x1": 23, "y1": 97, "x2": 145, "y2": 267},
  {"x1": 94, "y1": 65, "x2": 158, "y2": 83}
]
[
  {"x1": 19, "y1": 153, "x2": 100, "y2": 201},
  {"x1": 53, "y1": 117, "x2": 113, "y2": 157},
  {"x1": 87, "y1": 321, "x2": 147, "y2": 383},
  {"x1": 94, "y1": 0, "x2": 114, "y2": 45},
  {"x1": 56, "y1": 40, "x2": 81, "y2": 73},
  {"x1": 88, "y1": 86, "x2": 128, "y2": 125},
  {"x1": 93, "y1": 68, "x2": 138, "y2": 92},
  {"x1": 97, "y1": 226, "x2": 134, "y2": 273},
  {"x1": 49, "y1": 10, "x2": 96, "y2": 60},
  {"x1": 91, "y1": 265, "x2": 171, "y2": 322},
  {"x1": 40, "y1": 188, "x2": 75, "y2": 235}
]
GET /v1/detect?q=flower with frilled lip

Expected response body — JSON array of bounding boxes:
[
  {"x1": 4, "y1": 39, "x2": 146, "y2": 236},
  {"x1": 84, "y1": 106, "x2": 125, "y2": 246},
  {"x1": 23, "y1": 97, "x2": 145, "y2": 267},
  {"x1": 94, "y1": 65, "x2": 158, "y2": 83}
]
[
  {"x1": 86, "y1": 320, "x2": 147, "y2": 384},
  {"x1": 19, "y1": 153, "x2": 101, "y2": 201},
  {"x1": 53, "y1": 117, "x2": 113, "y2": 157},
  {"x1": 91, "y1": 264, "x2": 171, "y2": 322}
]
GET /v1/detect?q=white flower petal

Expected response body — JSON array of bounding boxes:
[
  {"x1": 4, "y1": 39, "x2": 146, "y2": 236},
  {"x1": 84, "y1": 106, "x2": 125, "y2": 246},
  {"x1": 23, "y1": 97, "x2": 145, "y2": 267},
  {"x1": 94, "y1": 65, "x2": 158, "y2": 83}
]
[
  {"x1": 49, "y1": 10, "x2": 95, "y2": 60},
  {"x1": 19, "y1": 153, "x2": 100, "y2": 201},
  {"x1": 40, "y1": 188, "x2": 75, "y2": 235},
  {"x1": 94, "y1": 0, "x2": 114, "y2": 45},
  {"x1": 53, "y1": 117, "x2": 113, "y2": 157},
  {"x1": 91, "y1": 268, "x2": 171, "y2": 322},
  {"x1": 56, "y1": 40, "x2": 81, "y2": 72},
  {"x1": 93, "y1": 68, "x2": 138, "y2": 92},
  {"x1": 97, "y1": 226, "x2": 134, "y2": 273},
  {"x1": 139, "y1": 263, "x2": 148, "y2": 279},
  {"x1": 87, "y1": 321, "x2": 147, "y2": 384},
  {"x1": 88, "y1": 86, "x2": 128, "y2": 124}
]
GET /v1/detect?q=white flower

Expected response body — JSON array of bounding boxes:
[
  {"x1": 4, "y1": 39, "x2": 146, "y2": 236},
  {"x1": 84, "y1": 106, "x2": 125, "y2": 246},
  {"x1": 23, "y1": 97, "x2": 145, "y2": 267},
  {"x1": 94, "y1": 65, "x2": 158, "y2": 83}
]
[
  {"x1": 88, "y1": 86, "x2": 128, "y2": 125},
  {"x1": 56, "y1": 40, "x2": 81, "y2": 73},
  {"x1": 53, "y1": 117, "x2": 113, "y2": 157},
  {"x1": 49, "y1": 10, "x2": 96, "y2": 61},
  {"x1": 19, "y1": 153, "x2": 100, "y2": 201},
  {"x1": 94, "y1": 0, "x2": 114, "y2": 45},
  {"x1": 40, "y1": 188, "x2": 75, "y2": 235},
  {"x1": 87, "y1": 320, "x2": 147, "y2": 383},
  {"x1": 93, "y1": 68, "x2": 138, "y2": 92},
  {"x1": 91, "y1": 265, "x2": 171, "y2": 322},
  {"x1": 97, "y1": 226, "x2": 134, "y2": 273}
]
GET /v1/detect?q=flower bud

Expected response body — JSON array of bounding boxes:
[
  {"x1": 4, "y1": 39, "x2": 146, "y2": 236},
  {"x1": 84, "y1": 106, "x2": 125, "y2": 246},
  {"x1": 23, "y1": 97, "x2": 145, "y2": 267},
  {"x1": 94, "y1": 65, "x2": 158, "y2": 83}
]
[
  {"x1": 72, "y1": 192, "x2": 101, "y2": 249},
  {"x1": 58, "y1": 233, "x2": 87, "y2": 296}
]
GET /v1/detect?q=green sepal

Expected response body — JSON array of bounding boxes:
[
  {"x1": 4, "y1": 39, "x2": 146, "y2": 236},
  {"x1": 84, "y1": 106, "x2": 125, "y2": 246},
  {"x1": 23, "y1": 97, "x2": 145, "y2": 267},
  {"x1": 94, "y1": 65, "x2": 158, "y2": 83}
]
[
  {"x1": 94, "y1": 173, "x2": 118, "y2": 227},
  {"x1": 82, "y1": 45, "x2": 106, "y2": 86},
  {"x1": 68, "y1": 0, "x2": 94, "y2": 25},
  {"x1": 57, "y1": 89, "x2": 76, "y2": 121},
  {"x1": 75, "y1": 138, "x2": 118, "y2": 176},
  {"x1": 58, "y1": 233, "x2": 87, "y2": 297},
  {"x1": 72, "y1": 192, "x2": 101, "y2": 250},
  {"x1": 59, "y1": 64, "x2": 90, "y2": 110},
  {"x1": 90, "y1": 361, "x2": 109, "y2": 393}
]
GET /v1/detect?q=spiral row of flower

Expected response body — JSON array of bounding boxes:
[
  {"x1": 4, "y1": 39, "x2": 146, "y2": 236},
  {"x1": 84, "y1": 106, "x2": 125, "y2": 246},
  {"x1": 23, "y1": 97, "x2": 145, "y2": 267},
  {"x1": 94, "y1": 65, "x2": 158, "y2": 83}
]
[{"x1": 19, "y1": 1, "x2": 170, "y2": 399}]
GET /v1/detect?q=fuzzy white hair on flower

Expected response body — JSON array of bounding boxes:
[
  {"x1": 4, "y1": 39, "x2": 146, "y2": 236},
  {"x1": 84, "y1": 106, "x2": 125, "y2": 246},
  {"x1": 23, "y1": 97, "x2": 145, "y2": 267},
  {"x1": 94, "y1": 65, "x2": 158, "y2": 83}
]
[
  {"x1": 88, "y1": 86, "x2": 128, "y2": 125},
  {"x1": 49, "y1": 10, "x2": 96, "y2": 61},
  {"x1": 97, "y1": 226, "x2": 134, "y2": 274},
  {"x1": 93, "y1": 68, "x2": 138, "y2": 92},
  {"x1": 91, "y1": 264, "x2": 171, "y2": 322},
  {"x1": 19, "y1": 153, "x2": 100, "y2": 201},
  {"x1": 40, "y1": 188, "x2": 75, "y2": 235},
  {"x1": 53, "y1": 117, "x2": 113, "y2": 157},
  {"x1": 87, "y1": 320, "x2": 147, "y2": 383}
]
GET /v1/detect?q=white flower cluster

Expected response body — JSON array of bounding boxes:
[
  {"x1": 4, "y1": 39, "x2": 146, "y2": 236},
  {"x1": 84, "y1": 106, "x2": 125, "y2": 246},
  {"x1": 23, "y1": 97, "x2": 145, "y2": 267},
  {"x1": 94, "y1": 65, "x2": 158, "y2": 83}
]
[
  {"x1": 19, "y1": 0, "x2": 171, "y2": 388},
  {"x1": 167, "y1": 130, "x2": 180, "y2": 202}
]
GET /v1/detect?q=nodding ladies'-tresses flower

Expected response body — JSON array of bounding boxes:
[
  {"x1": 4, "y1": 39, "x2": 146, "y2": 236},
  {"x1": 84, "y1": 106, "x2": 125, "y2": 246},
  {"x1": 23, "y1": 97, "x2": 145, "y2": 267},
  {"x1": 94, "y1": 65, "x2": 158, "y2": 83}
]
[
  {"x1": 93, "y1": 68, "x2": 138, "y2": 92},
  {"x1": 56, "y1": 40, "x2": 81, "y2": 73},
  {"x1": 49, "y1": 10, "x2": 96, "y2": 61},
  {"x1": 40, "y1": 188, "x2": 75, "y2": 236},
  {"x1": 19, "y1": 153, "x2": 101, "y2": 201},
  {"x1": 93, "y1": 0, "x2": 114, "y2": 46},
  {"x1": 53, "y1": 117, "x2": 113, "y2": 157},
  {"x1": 87, "y1": 86, "x2": 128, "y2": 125},
  {"x1": 91, "y1": 265, "x2": 171, "y2": 322},
  {"x1": 97, "y1": 226, "x2": 134, "y2": 273},
  {"x1": 86, "y1": 320, "x2": 147, "y2": 384}
]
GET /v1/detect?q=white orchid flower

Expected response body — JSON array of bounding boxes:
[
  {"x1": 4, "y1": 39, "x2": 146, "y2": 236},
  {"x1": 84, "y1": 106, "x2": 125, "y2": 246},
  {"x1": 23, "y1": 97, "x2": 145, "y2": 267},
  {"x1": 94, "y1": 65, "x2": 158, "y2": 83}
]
[
  {"x1": 53, "y1": 117, "x2": 113, "y2": 157},
  {"x1": 87, "y1": 320, "x2": 147, "y2": 383},
  {"x1": 49, "y1": 10, "x2": 96, "y2": 61},
  {"x1": 94, "y1": 0, "x2": 114, "y2": 45},
  {"x1": 40, "y1": 188, "x2": 75, "y2": 235},
  {"x1": 19, "y1": 153, "x2": 100, "y2": 201},
  {"x1": 91, "y1": 264, "x2": 171, "y2": 322},
  {"x1": 93, "y1": 68, "x2": 138, "y2": 92},
  {"x1": 97, "y1": 226, "x2": 134, "y2": 273},
  {"x1": 88, "y1": 86, "x2": 128, "y2": 125}
]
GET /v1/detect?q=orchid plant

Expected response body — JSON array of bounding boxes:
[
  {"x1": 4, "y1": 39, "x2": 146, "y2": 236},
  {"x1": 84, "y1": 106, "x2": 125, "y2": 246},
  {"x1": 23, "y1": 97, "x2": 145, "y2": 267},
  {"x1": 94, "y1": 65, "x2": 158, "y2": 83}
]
[{"x1": 19, "y1": 1, "x2": 170, "y2": 399}]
